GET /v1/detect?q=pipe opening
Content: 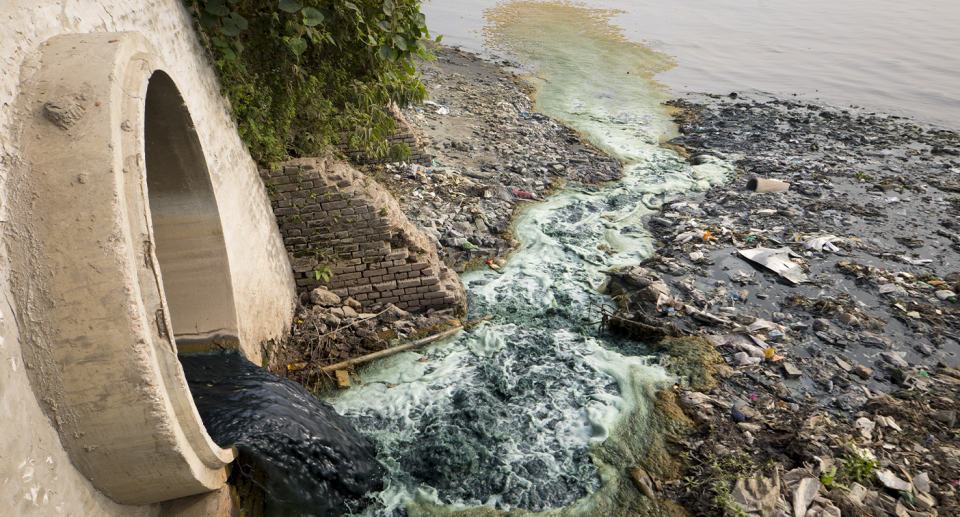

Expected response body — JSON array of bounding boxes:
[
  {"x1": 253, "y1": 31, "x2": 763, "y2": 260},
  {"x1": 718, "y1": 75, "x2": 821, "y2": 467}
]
[{"x1": 144, "y1": 71, "x2": 240, "y2": 351}]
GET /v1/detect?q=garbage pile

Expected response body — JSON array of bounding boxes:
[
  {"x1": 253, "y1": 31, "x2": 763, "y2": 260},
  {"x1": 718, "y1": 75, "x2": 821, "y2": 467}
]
[
  {"x1": 279, "y1": 286, "x2": 459, "y2": 388},
  {"x1": 601, "y1": 94, "x2": 960, "y2": 515}
]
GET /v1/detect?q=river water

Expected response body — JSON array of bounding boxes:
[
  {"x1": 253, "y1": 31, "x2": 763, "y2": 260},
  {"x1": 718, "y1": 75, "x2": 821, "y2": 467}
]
[{"x1": 424, "y1": 0, "x2": 960, "y2": 129}]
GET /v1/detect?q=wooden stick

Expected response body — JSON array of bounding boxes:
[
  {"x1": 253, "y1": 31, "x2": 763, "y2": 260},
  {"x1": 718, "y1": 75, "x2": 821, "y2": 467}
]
[{"x1": 320, "y1": 326, "x2": 463, "y2": 373}]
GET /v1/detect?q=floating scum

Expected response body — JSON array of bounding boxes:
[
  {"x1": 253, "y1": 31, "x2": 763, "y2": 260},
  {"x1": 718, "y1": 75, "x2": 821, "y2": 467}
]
[{"x1": 330, "y1": 2, "x2": 735, "y2": 515}]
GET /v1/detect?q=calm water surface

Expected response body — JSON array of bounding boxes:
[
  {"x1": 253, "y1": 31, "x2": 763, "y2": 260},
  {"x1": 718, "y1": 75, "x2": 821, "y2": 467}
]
[{"x1": 425, "y1": 0, "x2": 960, "y2": 127}]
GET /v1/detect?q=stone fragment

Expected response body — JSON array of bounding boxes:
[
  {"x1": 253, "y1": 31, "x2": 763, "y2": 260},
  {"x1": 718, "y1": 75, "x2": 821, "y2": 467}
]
[
  {"x1": 876, "y1": 470, "x2": 911, "y2": 492},
  {"x1": 344, "y1": 297, "x2": 362, "y2": 310},
  {"x1": 323, "y1": 313, "x2": 341, "y2": 328},
  {"x1": 835, "y1": 357, "x2": 852, "y2": 372},
  {"x1": 880, "y1": 352, "x2": 909, "y2": 368},
  {"x1": 627, "y1": 466, "x2": 657, "y2": 499},
  {"x1": 731, "y1": 468, "x2": 779, "y2": 517},
  {"x1": 853, "y1": 365, "x2": 873, "y2": 379},
  {"x1": 813, "y1": 318, "x2": 832, "y2": 331},
  {"x1": 378, "y1": 303, "x2": 411, "y2": 323},
  {"x1": 915, "y1": 491, "x2": 937, "y2": 511},
  {"x1": 792, "y1": 477, "x2": 822, "y2": 517},
  {"x1": 311, "y1": 287, "x2": 341, "y2": 307},
  {"x1": 783, "y1": 362, "x2": 802, "y2": 379},
  {"x1": 931, "y1": 410, "x2": 956, "y2": 428},
  {"x1": 912, "y1": 472, "x2": 931, "y2": 494},
  {"x1": 341, "y1": 305, "x2": 358, "y2": 319}
]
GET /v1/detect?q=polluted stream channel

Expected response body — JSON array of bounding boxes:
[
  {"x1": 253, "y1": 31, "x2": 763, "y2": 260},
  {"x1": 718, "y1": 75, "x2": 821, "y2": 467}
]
[
  {"x1": 178, "y1": 4, "x2": 735, "y2": 517},
  {"x1": 326, "y1": 3, "x2": 735, "y2": 516}
]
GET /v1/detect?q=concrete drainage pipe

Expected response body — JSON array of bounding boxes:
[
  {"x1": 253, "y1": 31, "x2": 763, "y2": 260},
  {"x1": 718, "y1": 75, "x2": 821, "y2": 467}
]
[{"x1": 7, "y1": 33, "x2": 239, "y2": 504}]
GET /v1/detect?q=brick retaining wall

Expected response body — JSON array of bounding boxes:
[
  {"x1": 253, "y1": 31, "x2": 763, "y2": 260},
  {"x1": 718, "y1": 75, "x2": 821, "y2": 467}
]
[{"x1": 261, "y1": 156, "x2": 464, "y2": 313}]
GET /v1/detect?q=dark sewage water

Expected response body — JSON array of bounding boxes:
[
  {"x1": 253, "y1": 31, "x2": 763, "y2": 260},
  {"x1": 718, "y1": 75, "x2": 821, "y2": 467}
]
[{"x1": 180, "y1": 351, "x2": 385, "y2": 517}]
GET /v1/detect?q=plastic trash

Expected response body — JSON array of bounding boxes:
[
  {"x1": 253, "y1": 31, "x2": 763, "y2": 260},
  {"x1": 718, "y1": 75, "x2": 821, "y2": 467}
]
[
  {"x1": 746, "y1": 178, "x2": 790, "y2": 193},
  {"x1": 436, "y1": 106, "x2": 449, "y2": 115},
  {"x1": 738, "y1": 247, "x2": 808, "y2": 284},
  {"x1": 511, "y1": 188, "x2": 534, "y2": 199},
  {"x1": 803, "y1": 235, "x2": 843, "y2": 252}
]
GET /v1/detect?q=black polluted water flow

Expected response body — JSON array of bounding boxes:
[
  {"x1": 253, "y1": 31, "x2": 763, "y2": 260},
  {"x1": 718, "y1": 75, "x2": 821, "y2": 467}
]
[{"x1": 179, "y1": 351, "x2": 385, "y2": 516}]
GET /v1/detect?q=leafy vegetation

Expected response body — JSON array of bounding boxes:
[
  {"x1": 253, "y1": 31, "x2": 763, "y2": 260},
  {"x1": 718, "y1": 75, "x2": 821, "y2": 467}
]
[
  {"x1": 184, "y1": 0, "x2": 439, "y2": 165},
  {"x1": 838, "y1": 449, "x2": 879, "y2": 484}
]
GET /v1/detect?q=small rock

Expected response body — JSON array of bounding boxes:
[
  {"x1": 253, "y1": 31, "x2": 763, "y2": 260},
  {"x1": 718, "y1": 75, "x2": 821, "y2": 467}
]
[
  {"x1": 880, "y1": 352, "x2": 909, "y2": 368},
  {"x1": 914, "y1": 491, "x2": 937, "y2": 511},
  {"x1": 853, "y1": 365, "x2": 873, "y2": 379},
  {"x1": 344, "y1": 297, "x2": 362, "y2": 310},
  {"x1": 906, "y1": 311, "x2": 921, "y2": 319},
  {"x1": 324, "y1": 313, "x2": 341, "y2": 327},
  {"x1": 835, "y1": 357, "x2": 852, "y2": 372},
  {"x1": 783, "y1": 362, "x2": 803, "y2": 379},
  {"x1": 913, "y1": 472, "x2": 931, "y2": 494},
  {"x1": 931, "y1": 410, "x2": 957, "y2": 428},
  {"x1": 733, "y1": 352, "x2": 762, "y2": 367},
  {"x1": 876, "y1": 470, "x2": 912, "y2": 492},
  {"x1": 378, "y1": 303, "x2": 411, "y2": 323},
  {"x1": 838, "y1": 313, "x2": 860, "y2": 326},
  {"x1": 311, "y1": 287, "x2": 342, "y2": 307},
  {"x1": 341, "y1": 305, "x2": 359, "y2": 319},
  {"x1": 813, "y1": 318, "x2": 831, "y2": 331}
]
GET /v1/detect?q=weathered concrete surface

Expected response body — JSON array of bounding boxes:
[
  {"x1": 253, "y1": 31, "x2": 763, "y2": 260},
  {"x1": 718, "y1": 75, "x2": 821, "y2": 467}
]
[
  {"x1": 0, "y1": 1, "x2": 295, "y2": 515},
  {"x1": 7, "y1": 31, "x2": 239, "y2": 505}
]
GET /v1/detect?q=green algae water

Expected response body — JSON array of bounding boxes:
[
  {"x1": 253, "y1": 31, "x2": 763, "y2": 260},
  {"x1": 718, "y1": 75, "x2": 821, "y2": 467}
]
[{"x1": 330, "y1": 3, "x2": 735, "y2": 515}]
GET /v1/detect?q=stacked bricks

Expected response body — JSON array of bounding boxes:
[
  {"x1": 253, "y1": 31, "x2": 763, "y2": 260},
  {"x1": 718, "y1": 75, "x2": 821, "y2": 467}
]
[
  {"x1": 261, "y1": 156, "x2": 465, "y2": 313},
  {"x1": 335, "y1": 103, "x2": 433, "y2": 167}
]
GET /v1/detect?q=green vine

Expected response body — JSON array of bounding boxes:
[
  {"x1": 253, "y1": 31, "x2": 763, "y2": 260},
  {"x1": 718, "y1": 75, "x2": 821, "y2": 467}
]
[{"x1": 184, "y1": 0, "x2": 439, "y2": 165}]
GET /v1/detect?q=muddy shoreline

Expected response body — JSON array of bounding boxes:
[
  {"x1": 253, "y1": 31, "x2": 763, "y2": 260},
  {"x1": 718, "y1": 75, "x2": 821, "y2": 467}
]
[{"x1": 397, "y1": 46, "x2": 960, "y2": 516}]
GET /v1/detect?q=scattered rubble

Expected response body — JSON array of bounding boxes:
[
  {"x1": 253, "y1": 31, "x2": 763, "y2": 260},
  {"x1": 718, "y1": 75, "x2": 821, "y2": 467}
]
[{"x1": 602, "y1": 94, "x2": 960, "y2": 515}]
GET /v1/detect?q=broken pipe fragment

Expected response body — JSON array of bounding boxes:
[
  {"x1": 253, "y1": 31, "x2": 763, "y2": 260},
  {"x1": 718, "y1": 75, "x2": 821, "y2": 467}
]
[{"x1": 747, "y1": 178, "x2": 790, "y2": 193}]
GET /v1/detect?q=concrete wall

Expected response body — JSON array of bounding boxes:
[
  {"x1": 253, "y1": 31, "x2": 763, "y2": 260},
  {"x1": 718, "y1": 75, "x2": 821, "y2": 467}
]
[{"x1": 0, "y1": 1, "x2": 295, "y2": 514}]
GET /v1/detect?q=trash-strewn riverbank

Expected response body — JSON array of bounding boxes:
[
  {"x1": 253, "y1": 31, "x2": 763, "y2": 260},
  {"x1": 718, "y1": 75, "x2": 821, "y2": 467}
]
[{"x1": 277, "y1": 45, "x2": 960, "y2": 516}]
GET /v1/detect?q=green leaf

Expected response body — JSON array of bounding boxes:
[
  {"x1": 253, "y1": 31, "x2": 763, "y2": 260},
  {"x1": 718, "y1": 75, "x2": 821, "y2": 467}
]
[
  {"x1": 204, "y1": 0, "x2": 229, "y2": 16},
  {"x1": 278, "y1": 0, "x2": 302, "y2": 13},
  {"x1": 220, "y1": 17, "x2": 241, "y2": 36},
  {"x1": 232, "y1": 39, "x2": 244, "y2": 53},
  {"x1": 378, "y1": 44, "x2": 395, "y2": 62},
  {"x1": 393, "y1": 36, "x2": 407, "y2": 50},
  {"x1": 199, "y1": 11, "x2": 219, "y2": 29},
  {"x1": 287, "y1": 37, "x2": 308, "y2": 56},
  {"x1": 402, "y1": 60, "x2": 415, "y2": 75},
  {"x1": 435, "y1": 34, "x2": 443, "y2": 43},
  {"x1": 221, "y1": 47, "x2": 237, "y2": 62},
  {"x1": 211, "y1": 36, "x2": 229, "y2": 48},
  {"x1": 343, "y1": 1, "x2": 359, "y2": 11},
  {"x1": 229, "y1": 12, "x2": 248, "y2": 30},
  {"x1": 302, "y1": 7, "x2": 324, "y2": 26},
  {"x1": 415, "y1": 13, "x2": 426, "y2": 28},
  {"x1": 376, "y1": 19, "x2": 392, "y2": 31},
  {"x1": 383, "y1": 0, "x2": 394, "y2": 15}
]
